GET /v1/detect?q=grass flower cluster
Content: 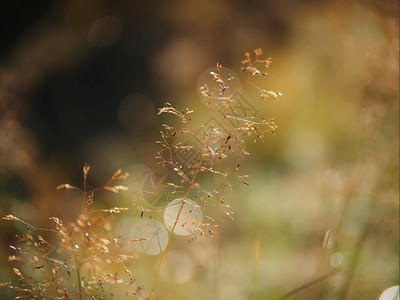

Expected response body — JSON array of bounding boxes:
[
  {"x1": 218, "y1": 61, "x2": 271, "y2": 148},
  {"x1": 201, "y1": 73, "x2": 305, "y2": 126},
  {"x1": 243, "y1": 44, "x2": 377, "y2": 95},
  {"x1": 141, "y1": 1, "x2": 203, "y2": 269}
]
[{"x1": 2, "y1": 49, "x2": 281, "y2": 299}]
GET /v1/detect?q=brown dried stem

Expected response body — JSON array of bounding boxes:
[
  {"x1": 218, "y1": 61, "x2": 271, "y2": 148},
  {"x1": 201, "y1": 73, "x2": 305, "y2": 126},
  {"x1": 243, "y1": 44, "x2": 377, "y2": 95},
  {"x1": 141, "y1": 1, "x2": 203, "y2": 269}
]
[
  {"x1": 277, "y1": 268, "x2": 341, "y2": 300},
  {"x1": 148, "y1": 153, "x2": 205, "y2": 299}
]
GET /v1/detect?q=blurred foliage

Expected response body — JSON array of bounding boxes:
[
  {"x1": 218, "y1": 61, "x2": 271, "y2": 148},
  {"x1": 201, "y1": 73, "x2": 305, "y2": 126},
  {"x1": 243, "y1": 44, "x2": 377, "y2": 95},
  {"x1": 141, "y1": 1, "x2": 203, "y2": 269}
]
[{"x1": 0, "y1": 0, "x2": 398, "y2": 299}]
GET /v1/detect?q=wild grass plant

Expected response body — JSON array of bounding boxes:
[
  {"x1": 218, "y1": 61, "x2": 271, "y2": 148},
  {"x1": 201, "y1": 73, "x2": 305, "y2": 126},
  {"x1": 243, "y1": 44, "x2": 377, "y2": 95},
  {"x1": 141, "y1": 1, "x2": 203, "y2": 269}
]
[
  {"x1": 2, "y1": 165, "x2": 144, "y2": 299},
  {"x1": 1, "y1": 49, "x2": 282, "y2": 299},
  {"x1": 149, "y1": 48, "x2": 281, "y2": 298}
]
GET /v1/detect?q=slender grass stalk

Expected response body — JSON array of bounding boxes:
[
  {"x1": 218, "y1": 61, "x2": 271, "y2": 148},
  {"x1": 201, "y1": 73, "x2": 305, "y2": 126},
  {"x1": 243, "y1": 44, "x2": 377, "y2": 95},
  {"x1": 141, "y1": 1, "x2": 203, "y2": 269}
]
[
  {"x1": 278, "y1": 268, "x2": 341, "y2": 300},
  {"x1": 254, "y1": 239, "x2": 260, "y2": 300},
  {"x1": 335, "y1": 194, "x2": 377, "y2": 299},
  {"x1": 74, "y1": 165, "x2": 88, "y2": 300},
  {"x1": 148, "y1": 155, "x2": 205, "y2": 299},
  {"x1": 213, "y1": 160, "x2": 222, "y2": 300},
  {"x1": 71, "y1": 242, "x2": 82, "y2": 300}
]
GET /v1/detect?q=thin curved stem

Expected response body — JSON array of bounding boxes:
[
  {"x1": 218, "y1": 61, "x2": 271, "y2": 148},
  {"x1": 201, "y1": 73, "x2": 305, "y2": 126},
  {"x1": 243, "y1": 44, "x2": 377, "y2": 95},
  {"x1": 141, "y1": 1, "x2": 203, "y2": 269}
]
[
  {"x1": 277, "y1": 268, "x2": 341, "y2": 300},
  {"x1": 71, "y1": 244, "x2": 83, "y2": 300},
  {"x1": 148, "y1": 154, "x2": 205, "y2": 299}
]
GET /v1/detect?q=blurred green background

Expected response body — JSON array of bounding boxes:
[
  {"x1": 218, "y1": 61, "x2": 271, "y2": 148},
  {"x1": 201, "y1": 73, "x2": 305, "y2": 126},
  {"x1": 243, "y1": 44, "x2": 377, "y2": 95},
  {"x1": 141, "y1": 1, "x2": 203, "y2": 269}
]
[{"x1": 0, "y1": 0, "x2": 398, "y2": 299}]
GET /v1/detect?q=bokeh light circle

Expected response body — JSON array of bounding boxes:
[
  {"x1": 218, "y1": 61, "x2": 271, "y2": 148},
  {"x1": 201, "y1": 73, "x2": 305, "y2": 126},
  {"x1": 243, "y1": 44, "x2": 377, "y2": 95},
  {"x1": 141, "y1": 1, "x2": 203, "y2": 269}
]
[
  {"x1": 329, "y1": 252, "x2": 343, "y2": 267},
  {"x1": 379, "y1": 286, "x2": 399, "y2": 300},
  {"x1": 163, "y1": 198, "x2": 202, "y2": 236},
  {"x1": 118, "y1": 217, "x2": 168, "y2": 255}
]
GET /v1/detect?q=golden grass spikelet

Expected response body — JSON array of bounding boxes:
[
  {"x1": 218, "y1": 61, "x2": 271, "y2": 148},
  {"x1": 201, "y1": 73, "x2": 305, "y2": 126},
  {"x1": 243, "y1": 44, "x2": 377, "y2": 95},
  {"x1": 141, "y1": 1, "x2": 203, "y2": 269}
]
[{"x1": 149, "y1": 49, "x2": 280, "y2": 298}]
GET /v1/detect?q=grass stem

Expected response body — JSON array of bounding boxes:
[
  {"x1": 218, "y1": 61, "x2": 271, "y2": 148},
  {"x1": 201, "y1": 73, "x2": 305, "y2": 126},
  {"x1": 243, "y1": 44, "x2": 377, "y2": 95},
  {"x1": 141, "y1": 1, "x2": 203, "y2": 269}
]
[
  {"x1": 277, "y1": 268, "x2": 341, "y2": 300},
  {"x1": 148, "y1": 154, "x2": 205, "y2": 299},
  {"x1": 254, "y1": 239, "x2": 260, "y2": 300}
]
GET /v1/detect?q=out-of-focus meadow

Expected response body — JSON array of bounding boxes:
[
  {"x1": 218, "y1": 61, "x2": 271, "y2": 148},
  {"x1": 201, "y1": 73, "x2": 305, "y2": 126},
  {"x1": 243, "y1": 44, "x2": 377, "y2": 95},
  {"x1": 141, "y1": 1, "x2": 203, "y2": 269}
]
[{"x1": 0, "y1": 1, "x2": 398, "y2": 299}]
